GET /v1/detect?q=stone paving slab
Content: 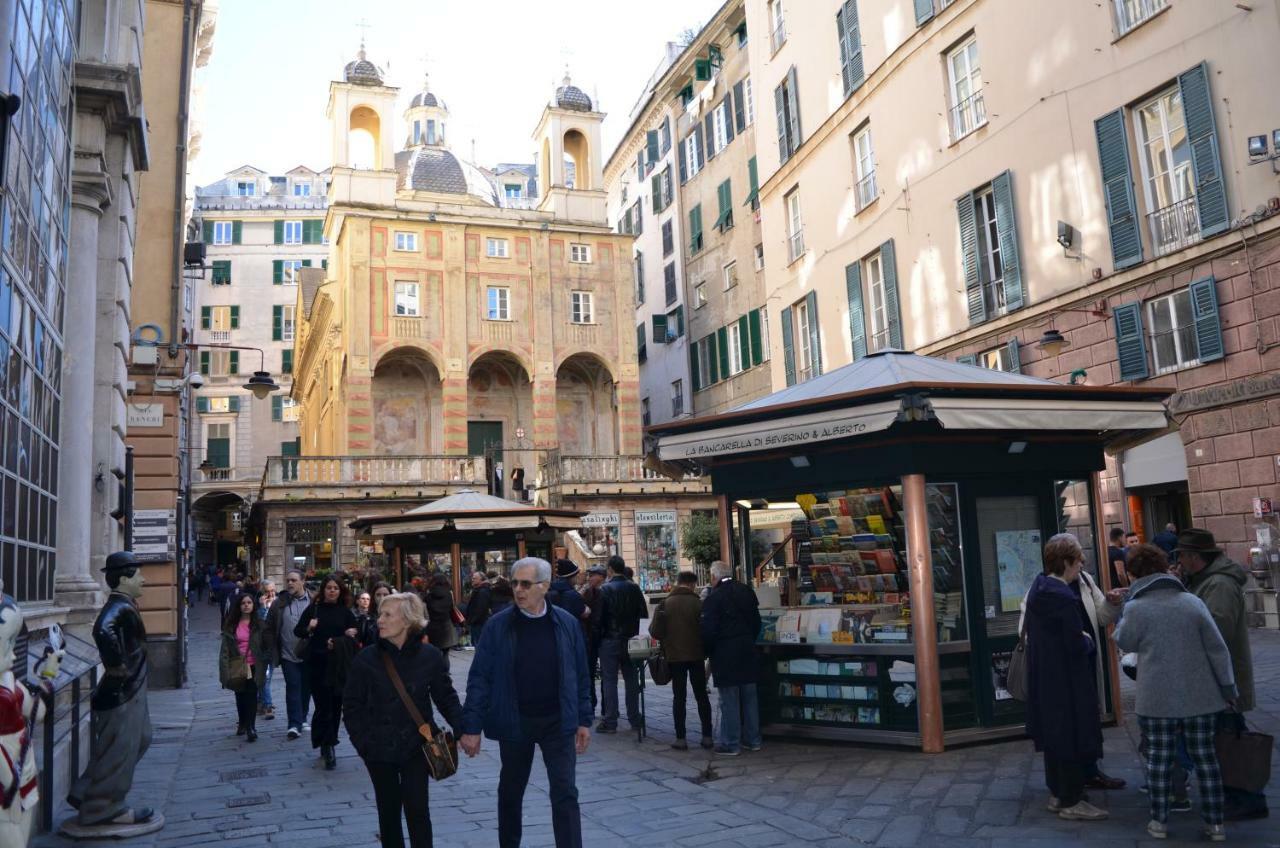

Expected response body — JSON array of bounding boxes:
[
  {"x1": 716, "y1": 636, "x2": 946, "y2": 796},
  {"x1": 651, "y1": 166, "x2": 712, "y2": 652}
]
[{"x1": 34, "y1": 601, "x2": 1280, "y2": 847}]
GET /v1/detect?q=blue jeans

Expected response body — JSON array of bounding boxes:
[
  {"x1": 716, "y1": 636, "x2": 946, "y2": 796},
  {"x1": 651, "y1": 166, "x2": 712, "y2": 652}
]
[
  {"x1": 257, "y1": 663, "x2": 274, "y2": 709},
  {"x1": 597, "y1": 637, "x2": 639, "y2": 729},
  {"x1": 281, "y1": 659, "x2": 310, "y2": 731},
  {"x1": 716, "y1": 683, "x2": 760, "y2": 752},
  {"x1": 497, "y1": 713, "x2": 582, "y2": 848}
]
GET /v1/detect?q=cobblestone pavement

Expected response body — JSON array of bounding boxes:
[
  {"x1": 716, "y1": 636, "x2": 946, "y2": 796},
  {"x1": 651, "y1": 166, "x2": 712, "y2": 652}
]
[{"x1": 36, "y1": 601, "x2": 1280, "y2": 847}]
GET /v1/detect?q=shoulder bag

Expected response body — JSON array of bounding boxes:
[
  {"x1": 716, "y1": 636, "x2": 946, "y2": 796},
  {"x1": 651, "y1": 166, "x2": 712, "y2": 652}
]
[
  {"x1": 381, "y1": 652, "x2": 458, "y2": 780},
  {"x1": 648, "y1": 645, "x2": 671, "y2": 686},
  {"x1": 1006, "y1": 616, "x2": 1029, "y2": 702}
]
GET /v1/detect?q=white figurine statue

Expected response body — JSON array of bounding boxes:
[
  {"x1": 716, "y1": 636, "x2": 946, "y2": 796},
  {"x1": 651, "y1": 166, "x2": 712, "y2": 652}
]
[{"x1": 0, "y1": 586, "x2": 64, "y2": 848}]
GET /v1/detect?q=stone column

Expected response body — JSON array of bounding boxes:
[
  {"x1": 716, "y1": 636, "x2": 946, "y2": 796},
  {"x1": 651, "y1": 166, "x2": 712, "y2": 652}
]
[{"x1": 55, "y1": 172, "x2": 114, "y2": 620}]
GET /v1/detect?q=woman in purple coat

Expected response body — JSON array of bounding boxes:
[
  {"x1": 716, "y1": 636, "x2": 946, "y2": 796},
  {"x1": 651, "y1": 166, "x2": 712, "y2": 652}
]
[{"x1": 1024, "y1": 534, "x2": 1108, "y2": 823}]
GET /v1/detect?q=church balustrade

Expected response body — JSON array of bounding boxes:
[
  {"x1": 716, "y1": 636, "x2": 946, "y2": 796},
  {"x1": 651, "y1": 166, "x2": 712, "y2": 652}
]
[{"x1": 265, "y1": 455, "x2": 486, "y2": 486}]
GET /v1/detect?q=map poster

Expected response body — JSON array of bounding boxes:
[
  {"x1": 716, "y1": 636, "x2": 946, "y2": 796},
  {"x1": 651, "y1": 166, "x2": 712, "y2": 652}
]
[{"x1": 996, "y1": 529, "x2": 1043, "y2": 612}]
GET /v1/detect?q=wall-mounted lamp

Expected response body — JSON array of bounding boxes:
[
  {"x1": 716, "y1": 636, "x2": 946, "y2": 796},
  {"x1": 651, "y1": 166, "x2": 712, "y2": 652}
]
[
  {"x1": 1037, "y1": 327, "x2": 1069, "y2": 357},
  {"x1": 1056, "y1": 221, "x2": 1075, "y2": 250}
]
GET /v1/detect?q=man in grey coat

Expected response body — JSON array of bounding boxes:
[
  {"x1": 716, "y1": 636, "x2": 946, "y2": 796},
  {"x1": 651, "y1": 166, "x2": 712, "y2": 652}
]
[
  {"x1": 262, "y1": 570, "x2": 313, "y2": 739},
  {"x1": 1176, "y1": 529, "x2": 1266, "y2": 821}
]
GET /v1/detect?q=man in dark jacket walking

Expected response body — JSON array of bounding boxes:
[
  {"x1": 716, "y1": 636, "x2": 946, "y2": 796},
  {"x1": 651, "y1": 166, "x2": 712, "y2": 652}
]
[
  {"x1": 460, "y1": 558, "x2": 592, "y2": 848},
  {"x1": 580, "y1": 565, "x2": 607, "y2": 713},
  {"x1": 1178, "y1": 528, "x2": 1266, "y2": 821},
  {"x1": 700, "y1": 561, "x2": 762, "y2": 756},
  {"x1": 465, "y1": 570, "x2": 492, "y2": 649},
  {"x1": 549, "y1": 560, "x2": 588, "y2": 621},
  {"x1": 263, "y1": 569, "x2": 313, "y2": 739},
  {"x1": 651, "y1": 571, "x2": 713, "y2": 750},
  {"x1": 595, "y1": 555, "x2": 647, "y2": 733}
]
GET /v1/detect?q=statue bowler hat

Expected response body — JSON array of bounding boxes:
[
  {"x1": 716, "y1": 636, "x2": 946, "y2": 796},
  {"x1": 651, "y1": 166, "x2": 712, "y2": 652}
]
[
  {"x1": 101, "y1": 551, "x2": 141, "y2": 573},
  {"x1": 1173, "y1": 528, "x2": 1221, "y2": 555}
]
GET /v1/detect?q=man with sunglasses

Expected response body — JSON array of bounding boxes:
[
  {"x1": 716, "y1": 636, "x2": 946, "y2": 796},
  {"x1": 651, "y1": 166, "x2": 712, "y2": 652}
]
[
  {"x1": 263, "y1": 569, "x2": 313, "y2": 739},
  {"x1": 460, "y1": 557, "x2": 592, "y2": 848}
]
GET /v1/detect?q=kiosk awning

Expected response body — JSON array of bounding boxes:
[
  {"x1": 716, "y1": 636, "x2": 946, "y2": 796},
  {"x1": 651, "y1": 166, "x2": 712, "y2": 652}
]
[
  {"x1": 656, "y1": 400, "x2": 903, "y2": 461},
  {"x1": 927, "y1": 397, "x2": 1170, "y2": 432}
]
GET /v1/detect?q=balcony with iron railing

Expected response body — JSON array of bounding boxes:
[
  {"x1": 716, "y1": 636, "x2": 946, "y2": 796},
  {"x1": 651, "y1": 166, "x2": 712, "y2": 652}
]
[
  {"x1": 194, "y1": 465, "x2": 257, "y2": 485},
  {"x1": 1147, "y1": 195, "x2": 1200, "y2": 258},
  {"x1": 207, "y1": 329, "x2": 232, "y2": 343},
  {"x1": 855, "y1": 171, "x2": 877, "y2": 212},
  {"x1": 949, "y1": 90, "x2": 987, "y2": 142},
  {"x1": 1151, "y1": 324, "x2": 1200, "y2": 375},
  {"x1": 540, "y1": 454, "x2": 707, "y2": 499},
  {"x1": 1114, "y1": 0, "x2": 1167, "y2": 35},
  {"x1": 869, "y1": 327, "x2": 892, "y2": 354},
  {"x1": 770, "y1": 20, "x2": 787, "y2": 54},
  {"x1": 788, "y1": 228, "x2": 805, "y2": 264}
]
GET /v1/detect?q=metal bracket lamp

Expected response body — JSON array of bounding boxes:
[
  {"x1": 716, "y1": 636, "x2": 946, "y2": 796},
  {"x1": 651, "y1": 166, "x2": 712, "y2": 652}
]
[
  {"x1": 181, "y1": 343, "x2": 280, "y2": 399},
  {"x1": 1036, "y1": 300, "x2": 1111, "y2": 357}
]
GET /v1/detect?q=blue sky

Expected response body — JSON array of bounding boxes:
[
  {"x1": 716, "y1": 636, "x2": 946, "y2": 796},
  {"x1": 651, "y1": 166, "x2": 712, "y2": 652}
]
[{"x1": 192, "y1": 0, "x2": 725, "y2": 185}]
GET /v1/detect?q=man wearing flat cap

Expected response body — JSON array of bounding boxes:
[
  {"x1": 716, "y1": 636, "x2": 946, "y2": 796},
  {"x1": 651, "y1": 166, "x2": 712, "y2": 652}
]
[
  {"x1": 1176, "y1": 528, "x2": 1266, "y2": 820},
  {"x1": 65, "y1": 551, "x2": 158, "y2": 833}
]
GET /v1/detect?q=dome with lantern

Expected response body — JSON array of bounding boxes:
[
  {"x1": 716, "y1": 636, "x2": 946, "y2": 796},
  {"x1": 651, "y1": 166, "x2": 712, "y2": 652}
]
[
  {"x1": 343, "y1": 41, "x2": 385, "y2": 87},
  {"x1": 554, "y1": 71, "x2": 592, "y2": 112}
]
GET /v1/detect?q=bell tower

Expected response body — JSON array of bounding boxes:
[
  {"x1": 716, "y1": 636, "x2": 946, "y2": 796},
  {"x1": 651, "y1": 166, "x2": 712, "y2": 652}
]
[
  {"x1": 532, "y1": 70, "x2": 606, "y2": 223},
  {"x1": 326, "y1": 40, "x2": 398, "y2": 171}
]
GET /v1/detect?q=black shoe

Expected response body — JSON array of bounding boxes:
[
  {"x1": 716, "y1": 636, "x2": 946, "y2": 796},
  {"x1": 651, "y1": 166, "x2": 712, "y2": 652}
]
[
  {"x1": 322, "y1": 745, "x2": 336, "y2": 770},
  {"x1": 236, "y1": 723, "x2": 246, "y2": 736},
  {"x1": 700, "y1": 735, "x2": 715, "y2": 750},
  {"x1": 595, "y1": 722, "x2": 617, "y2": 734},
  {"x1": 246, "y1": 727, "x2": 258, "y2": 743},
  {"x1": 671, "y1": 739, "x2": 688, "y2": 751}
]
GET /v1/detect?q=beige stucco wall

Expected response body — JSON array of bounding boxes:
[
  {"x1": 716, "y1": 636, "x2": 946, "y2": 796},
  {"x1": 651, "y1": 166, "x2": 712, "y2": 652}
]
[{"x1": 748, "y1": 0, "x2": 1280, "y2": 383}]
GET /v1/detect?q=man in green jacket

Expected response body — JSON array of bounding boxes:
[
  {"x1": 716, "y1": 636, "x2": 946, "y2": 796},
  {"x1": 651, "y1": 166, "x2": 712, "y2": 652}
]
[{"x1": 1177, "y1": 528, "x2": 1267, "y2": 821}]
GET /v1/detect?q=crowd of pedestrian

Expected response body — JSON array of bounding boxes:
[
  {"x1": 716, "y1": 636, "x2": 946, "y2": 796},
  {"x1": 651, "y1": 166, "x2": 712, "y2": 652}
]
[{"x1": 1022, "y1": 525, "x2": 1266, "y2": 843}]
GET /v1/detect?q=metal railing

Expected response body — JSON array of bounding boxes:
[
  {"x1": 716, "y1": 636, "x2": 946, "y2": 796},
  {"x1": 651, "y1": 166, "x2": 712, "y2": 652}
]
[
  {"x1": 265, "y1": 455, "x2": 487, "y2": 486},
  {"x1": 770, "y1": 20, "x2": 787, "y2": 53},
  {"x1": 949, "y1": 90, "x2": 987, "y2": 141},
  {"x1": 1147, "y1": 196, "x2": 1200, "y2": 257},
  {"x1": 1150, "y1": 324, "x2": 1200, "y2": 374},
  {"x1": 869, "y1": 327, "x2": 892, "y2": 353},
  {"x1": 855, "y1": 171, "x2": 877, "y2": 212},
  {"x1": 788, "y1": 229, "x2": 805, "y2": 263}
]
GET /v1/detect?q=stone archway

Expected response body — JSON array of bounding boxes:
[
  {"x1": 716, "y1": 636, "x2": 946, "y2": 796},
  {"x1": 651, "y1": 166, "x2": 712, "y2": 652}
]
[
  {"x1": 555, "y1": 352, "x2": 616, "y2": 455},
  {"x1": 372, "y1": 349, "x2": 442, "y2": 454}
]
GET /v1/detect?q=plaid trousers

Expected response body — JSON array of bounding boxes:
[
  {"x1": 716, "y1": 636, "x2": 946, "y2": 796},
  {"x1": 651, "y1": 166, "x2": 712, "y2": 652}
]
[{"x1": 1138, "y1": 713, "x2": 1224, "y2": 825}]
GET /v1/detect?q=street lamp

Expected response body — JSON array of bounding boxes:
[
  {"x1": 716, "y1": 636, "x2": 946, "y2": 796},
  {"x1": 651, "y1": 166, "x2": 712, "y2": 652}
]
[
  {"x1": 1035, "y1": 300, "x2": 1111, "y2": 358},
  {"x1": 182, "y1": 343, "x2": 281, "y2": 398}
]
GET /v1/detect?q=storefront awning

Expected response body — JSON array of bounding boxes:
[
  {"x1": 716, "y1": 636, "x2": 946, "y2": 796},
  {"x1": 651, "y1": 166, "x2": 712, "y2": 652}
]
[{"x1": 926, "y1": 397, "x2": 1170, "y2": 432}]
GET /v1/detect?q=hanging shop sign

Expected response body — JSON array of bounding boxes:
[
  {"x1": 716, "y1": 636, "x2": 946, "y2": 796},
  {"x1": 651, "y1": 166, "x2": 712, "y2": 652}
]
[
  {"x1": 655, "y1": 401, "x2": 903, "y2": 461},
  {"x1": 581, "y1": 512, "x2": 621, "y2": 528},
  {"x1": 634, "y1": 510, "x2": 677, "y2": 525}
]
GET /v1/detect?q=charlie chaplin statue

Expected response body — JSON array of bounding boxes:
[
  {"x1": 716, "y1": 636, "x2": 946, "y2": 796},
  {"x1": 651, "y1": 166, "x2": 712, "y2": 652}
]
[
  {"x1": 0, "y1": 585, "x2": 65, "y2": 847},
  {"x1": 61, "y1": 551, "x2": 164, "y2": 838}
]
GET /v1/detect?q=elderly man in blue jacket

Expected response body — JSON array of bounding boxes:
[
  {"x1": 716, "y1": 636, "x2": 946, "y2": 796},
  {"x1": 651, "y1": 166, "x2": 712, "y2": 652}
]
[{"x1": 460, "y1": 557, "x2": 592, "y2": 848}]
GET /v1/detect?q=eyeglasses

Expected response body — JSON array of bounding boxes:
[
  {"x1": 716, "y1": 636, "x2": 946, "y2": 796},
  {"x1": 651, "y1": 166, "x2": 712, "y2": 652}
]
[{"x1": 513, "y1": 579, "x2": 548, "y2": 590}]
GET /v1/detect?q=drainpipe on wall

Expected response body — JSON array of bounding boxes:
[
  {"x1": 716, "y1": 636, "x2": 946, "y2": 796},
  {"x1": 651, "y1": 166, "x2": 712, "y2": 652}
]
[{"x1": 167, "y1": 0, "x2": 197, "y2": 358}]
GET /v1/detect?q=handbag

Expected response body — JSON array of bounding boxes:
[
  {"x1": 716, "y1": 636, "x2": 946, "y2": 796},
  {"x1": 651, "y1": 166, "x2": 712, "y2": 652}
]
[
  {"x1": 450, "y1": 606, "x2": 465, "y2": 626},
  {"x1": 224, "y1": 654, "x2": 250, "y2": 690},
  {"x1": 1214, "y1": 723, "x2": 1273, "y2": 794},
  {"x1": 648, "y1": 647, "x2": 671, "y2": 686},
  {"x1": 1005, "y1": 618, "x2": 1029, "y2": 702},
  {"x1": 381, "y1": 652, "x2": 458, "y2": 781}
]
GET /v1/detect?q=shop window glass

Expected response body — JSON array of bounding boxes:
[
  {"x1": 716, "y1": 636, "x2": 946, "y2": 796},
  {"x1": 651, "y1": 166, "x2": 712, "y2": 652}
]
[
  {"x1": 975, "y1": 495, "x2": 1040, "y2": 640},
  {"x1": 635, "y1": 510, "x2": 678, "y2": 592}
]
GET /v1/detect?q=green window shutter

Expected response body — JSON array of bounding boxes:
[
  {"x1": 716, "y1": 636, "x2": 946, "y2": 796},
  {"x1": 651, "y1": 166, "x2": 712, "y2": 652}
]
[
  {"x1": 786, "y1": 66, "x2": 801, "y2": 155},
  {"x1": 837, "y1": 1, "x2": 864, "y2": 97},
  {"x1": 805, "y1": 289, "x2": 822, "y2": 375},
  {"x1": 737, "y1": 315, "x2": 749, "y2": 367},
  {"x1": 1007, "y1": 338, "x2": 1021, "y2": 374},
  {"x1": 651, "y1": 174, "x2": 662, "y2": 213},
  {"x1": 281, "y1": 440, "x2": 299, "y2": 457},
  {"x1": 637, "y1": 324, "x2": 647, "y2": 362},
  {"x1": 232, "y1": 220, "x2": 243, "y2": 245},
  {"x1": 845, "y1": 261, "x2": 866, "y2": 361},
  {"x1": 1113, "y1": 302, "x2": 1150, "y2": 381},
  {"x1": 199, "y1": 351, "x2": 210, "y2": 374},
  {"x1": 646, "y1": 130, "x2": 659, "y2": 164},
  {"x1": 202, "y1": 220, "x2": 213, "y2": 244},
  {"x1": 673, "y1": 305, "x2": 685, "y2": 337},
  {"x1": 780, "y1": 306, "x2": 796, "y2": 386},
  {"x1": 733, "y1": 81, "x2": 746, "y2": 133},
  {"x1": 228, "y1": 351, "x2": 239, "y2": 375},
  {"x1": 212, "y1": 260, "x2": 231, "y2": 284},
  {"x1": 273, "y1": 220, "x2": 284, "y2": 245},
  {"x1": 1189, "y1": 277, "x2": 1224, "y2": 362},
  {"x1": 690, "y1": 342, "x2": 701, "y2": 392},
  {"x1": 652, "y1": 313, "x2": 668, "y2": 343},
  {"x1": 206, "y1": 437, "x2": 230, "y2": 468},
  {"x1": 990, "y1": 171, "x2": 1024, "y2": 313},
  {"x1": 196, "y1": 396, "x2": 208, "y2": 413},
  {"x1": 704, "y1": 112, "x2": 716, "y2": 160},
  {"x1": 914, "y1": 0, "x2": 934, "y2": 26},
  {"x1": 272, "y1": 395, "x2": 283, "y2": 422},
  {"x1": 716, "y1": 326, "x2": 730, "y2": 378},
  {"x1": 1177, "y1": 63, "x2": 1229, "y2": 239},
  {"x1": 745, "y1": 157, "x2": 759, "y2": 208},
  {"x1": 272, "y1": 305, "x2": 283, "y2": 341},
  {"x1": 310, "y1": 220, "x2": 325, "y2": 244},
  {"x1": 301, "y1": 259, "x2": 312, "y2": 267},
  {"x1": 1094, "y1": 109, "x2": 1143, "y2": 270},
  {"x1": 880, "y1": 239, "x2": 903, "y2": 349},
  {"x1": 956, "y1": 190, "x2": 984, "y2": 323},
  {"x1": 695, "y1": 58, "x2": 711, "y2": 81},
  {"x1": 321, "y1": 259, "x2": 328, "y2": 270},
  {"x1": 748, "y1": 308, "x2": 763, "y2": 366},
  {"x1": 956, "y1": 354, "x2": 976, "y2": 366},
  {"x1": 228, "y1": 396, "x2": 240, "y2": 413},
  {"x1": 200, "y1": 306, "x2": 211, "y2": 329},
  {"x1": 282, "y1": 348, "x2": 293, "y2": 374},
  {"x1": 774, "y1": 80, "x2": 790, "y2": 163},
  {"x1": 272, "y1": 260, "x2": 283, "y2": 284},
  {"x1": 707, "y1": 333, "x2": 720, "y2": 383},
  {"x1": 230, "y1": 305, "x2": 240, "y2": 329},
  {"x1": 689, "y1": 205, "x2": 703, "y2": 253},
  {"x1": 716, "y1": 179, "x2": 732, "y2": 229}
]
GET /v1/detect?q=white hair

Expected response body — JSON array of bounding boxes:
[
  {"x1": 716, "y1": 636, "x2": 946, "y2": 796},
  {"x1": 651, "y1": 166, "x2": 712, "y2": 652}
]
[
  {"x1": 380, "y1": 592, "x2": 427, "y2": 630},
  {"x1": 511, "y1": 557, "x2": 552, "y2": 583},
  {"x1": 710, "y1": 560, "x2": 732, "y2": 580}
]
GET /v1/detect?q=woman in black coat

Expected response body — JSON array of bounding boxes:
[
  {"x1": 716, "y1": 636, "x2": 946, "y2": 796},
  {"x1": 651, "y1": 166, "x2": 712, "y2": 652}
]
[
  {"x1": 353, "y1": 591, "x2": 378, "y2": 647},
  {"x1": 1025, "y1": 535, "x2": 1107, "y2": 823},
  {"x1": 294, "y1": 575, "x2": 358, "y2": 769},
  {"x1": 422, "y1": 574, "x2": 458, "y2": 667},
  {"x1": 343, "y1": 592, "x2": 463, "y2": 848}
]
